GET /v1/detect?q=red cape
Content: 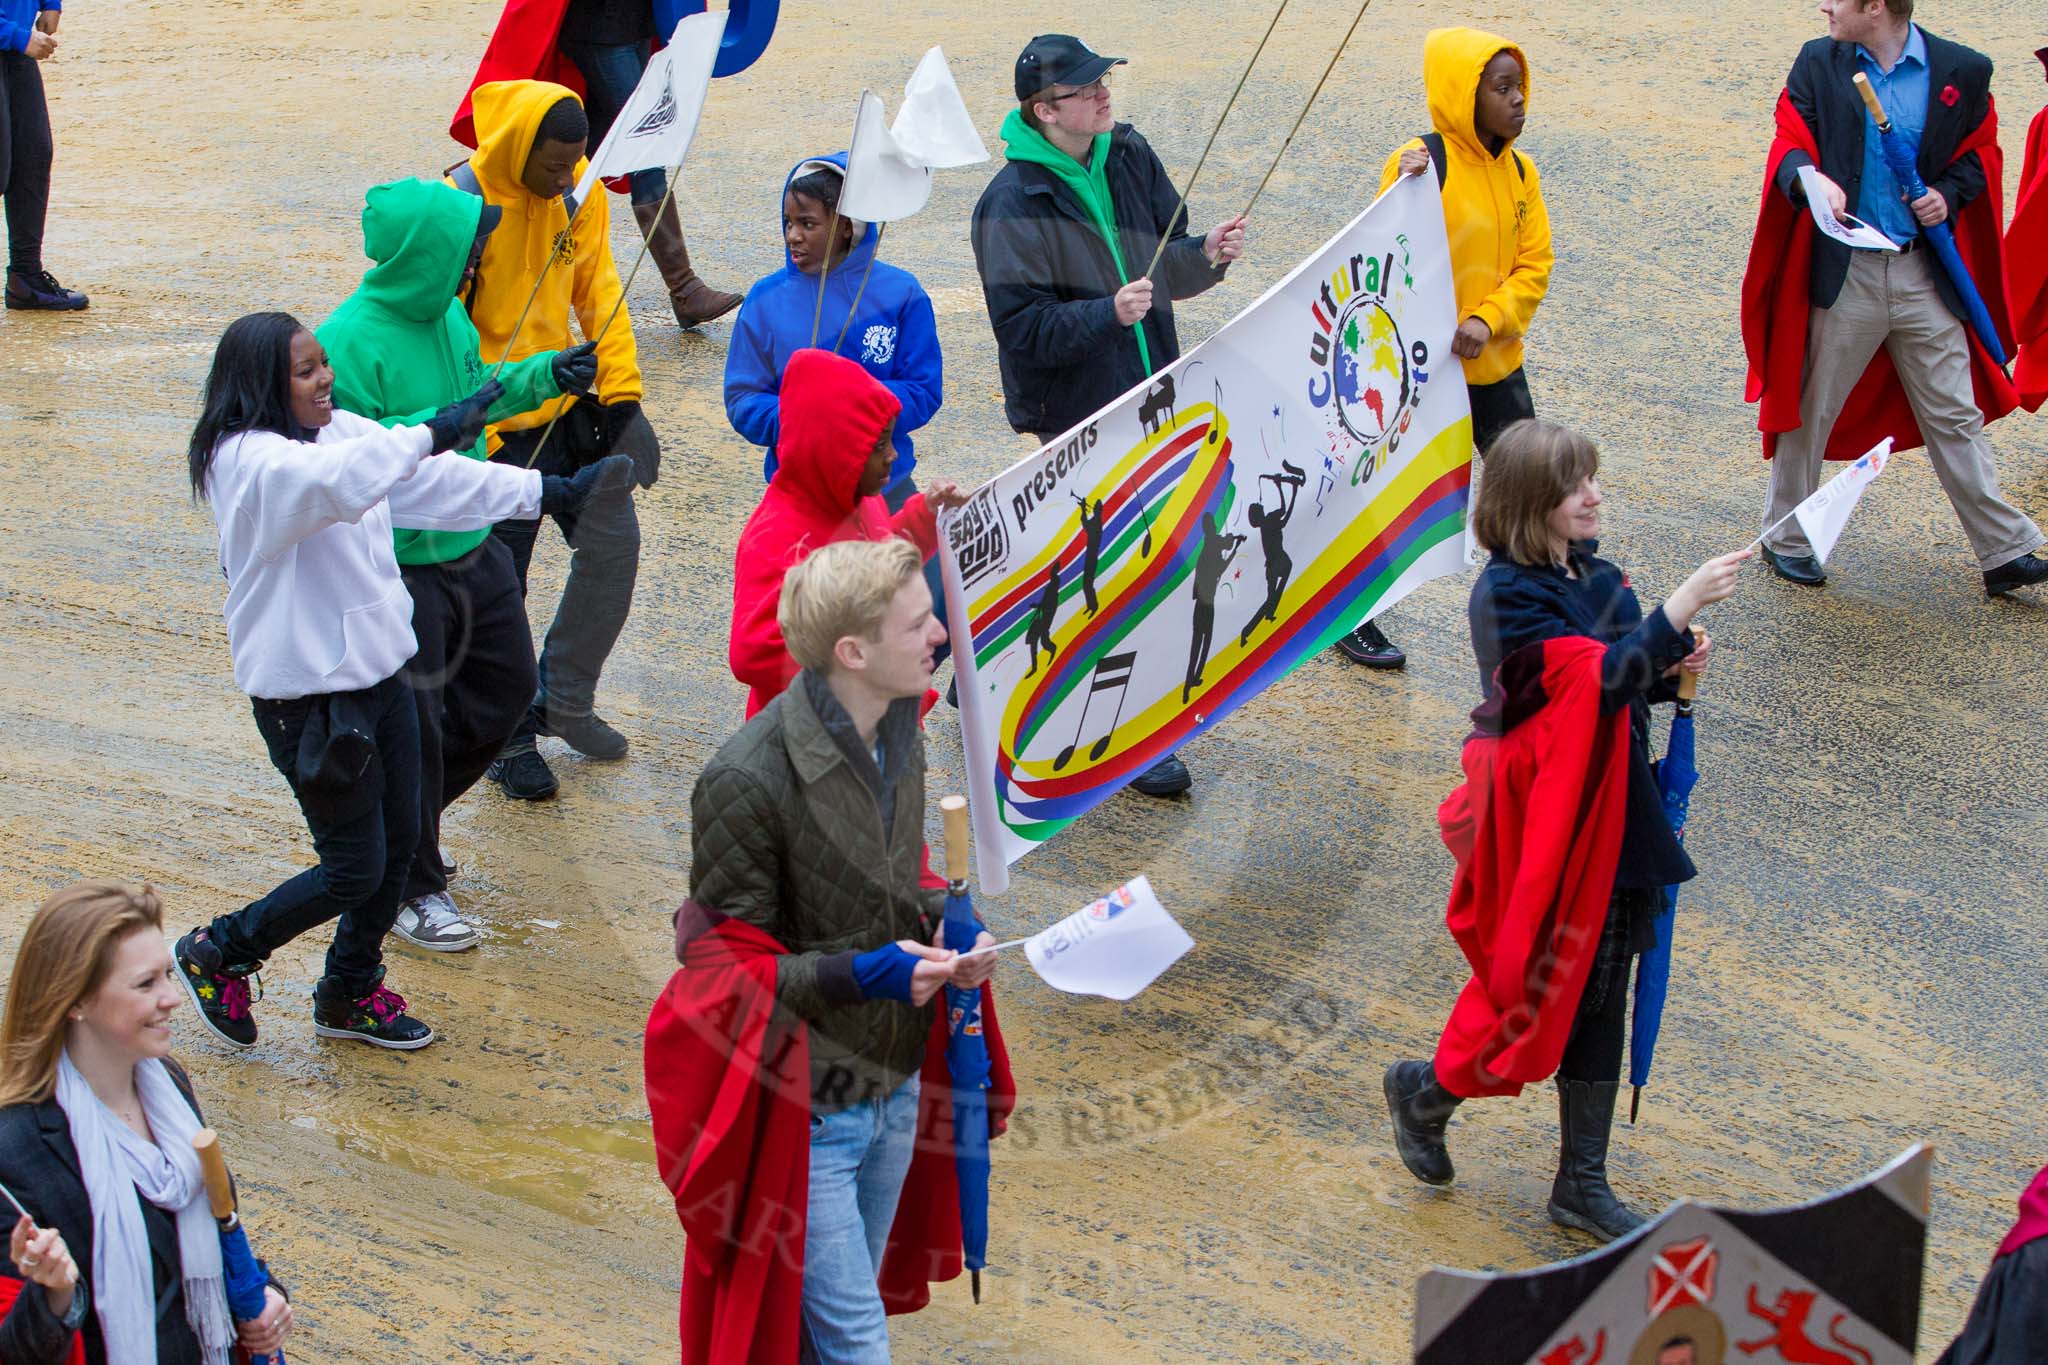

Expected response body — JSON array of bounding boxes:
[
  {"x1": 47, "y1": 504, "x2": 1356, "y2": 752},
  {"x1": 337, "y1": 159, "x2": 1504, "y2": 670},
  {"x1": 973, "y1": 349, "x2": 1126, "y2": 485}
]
[
  {"x1": 0, "y1": 1277, "x2": 84, "y2": 1363},
  {"x1": 1996, "y1": 1164, "x2": 2048, "y2": 1261},
  {"x1": 450, "y1": 0, "x2": 585, "y2": 150},
  {"x1": 1432, "y1": 637, "x2": 1631, "y2": 1100},
  {"x1": 645, "y1": 905, "x2": 1016, "y2": 1363},
  {"x1": 1741, "y1": 91, "x2": 2019, "y2": 459},
  {"x1": 2007, "y1": 60, "x2": 2048, "y2": 410}
]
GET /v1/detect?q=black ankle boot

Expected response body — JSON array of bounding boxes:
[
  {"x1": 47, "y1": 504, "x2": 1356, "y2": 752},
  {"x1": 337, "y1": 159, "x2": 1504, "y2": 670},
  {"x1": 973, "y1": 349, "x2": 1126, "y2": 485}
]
[
  {"x1": 1384, "y1": 1060, "x2": 1462, "y2": 1186},
  {"x1": 1547, "y1": 1077, "x2": 1648, "y2": 1242}
]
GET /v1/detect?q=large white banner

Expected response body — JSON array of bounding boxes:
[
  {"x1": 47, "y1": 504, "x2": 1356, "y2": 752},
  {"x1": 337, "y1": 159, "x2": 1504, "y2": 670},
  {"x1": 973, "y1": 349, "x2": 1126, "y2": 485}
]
[{"x1": 941, "y1": 174, "x2": 1474, "y2": 892}]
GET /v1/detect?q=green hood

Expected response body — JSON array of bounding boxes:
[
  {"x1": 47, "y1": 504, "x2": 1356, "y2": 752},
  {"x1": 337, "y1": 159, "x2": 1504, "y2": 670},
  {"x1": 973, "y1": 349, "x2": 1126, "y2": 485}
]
[
  {"x1": 1000, "y1": 110, "x2": 1150, "y2": 375},
  {"x1": 357, "y1": 178, "x2": 484, "y2": 324},
  {"x1": 317, "y1": 176, "x2": 560, "y2": 566}
]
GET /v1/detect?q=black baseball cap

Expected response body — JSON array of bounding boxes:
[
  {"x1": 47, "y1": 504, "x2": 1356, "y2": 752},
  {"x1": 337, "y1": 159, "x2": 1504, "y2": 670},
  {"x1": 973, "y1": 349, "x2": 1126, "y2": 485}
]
[{"x1": 1014, "y1": 35, "x2": 1125, "y2": 101}]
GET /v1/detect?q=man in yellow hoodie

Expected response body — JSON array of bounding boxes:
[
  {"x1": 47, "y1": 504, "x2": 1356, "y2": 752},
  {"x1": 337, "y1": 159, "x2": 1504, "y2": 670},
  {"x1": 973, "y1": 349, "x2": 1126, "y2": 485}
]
[
  {"x1": 1337, "y1": 27, "x2": 1554, "y2": 671},
  {"x1": 455, "y1": 80, "x2": 663, "y2": 800}
]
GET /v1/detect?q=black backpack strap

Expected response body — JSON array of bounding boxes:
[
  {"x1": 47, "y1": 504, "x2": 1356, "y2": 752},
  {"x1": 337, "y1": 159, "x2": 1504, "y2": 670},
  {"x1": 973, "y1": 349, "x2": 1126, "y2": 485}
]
[
  {"x1": 1512, "y1": 150, "x2": 1527, "y2": 182},
  {"x1": 1420, "y1": 132, "x2": 1447, "y2": 189},
  {"x1": 445, "y1": 159, "x2": 484, "y2": 197}
]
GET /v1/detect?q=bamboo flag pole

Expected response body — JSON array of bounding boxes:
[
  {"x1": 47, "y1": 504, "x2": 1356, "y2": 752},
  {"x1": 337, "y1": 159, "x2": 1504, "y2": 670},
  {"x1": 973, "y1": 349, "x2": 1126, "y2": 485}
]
[
  {"x1": 518, "y1": 164, "x2": 686, "y2": 470},
  {"x1": 807, "y1": 211, "x2": 843, "y2": 349},
  {"x1": 1240, "y1": 0, "x2": 1375, "y2": 222},
  {"x1": 1140, "y1": 0, "x2": 1292, "y2": 282}
]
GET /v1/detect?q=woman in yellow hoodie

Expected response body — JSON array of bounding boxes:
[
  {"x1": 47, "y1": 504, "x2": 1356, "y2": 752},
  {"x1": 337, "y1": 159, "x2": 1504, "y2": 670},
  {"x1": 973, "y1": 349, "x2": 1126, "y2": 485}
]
[{"x1": 1337, "y1": 26, "x2": 1553, "y2": 671}]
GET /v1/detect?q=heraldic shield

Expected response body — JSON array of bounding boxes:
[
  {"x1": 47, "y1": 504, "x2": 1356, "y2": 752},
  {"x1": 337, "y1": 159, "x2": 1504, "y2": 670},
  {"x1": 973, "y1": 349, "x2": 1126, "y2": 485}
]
[{"x1": 1412, "y1": 1146, "x2": 1934, "y2": 1365}]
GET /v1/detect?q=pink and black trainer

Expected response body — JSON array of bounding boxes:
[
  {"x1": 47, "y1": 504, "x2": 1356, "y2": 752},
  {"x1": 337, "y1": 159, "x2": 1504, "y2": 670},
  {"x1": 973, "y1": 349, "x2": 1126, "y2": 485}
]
[
  {"x1": 313, "y1": 967, "x2": 434, "y2": 1050},
  {"x1": 174, "y1": 928, "x2": 262, "y2": 1049}
]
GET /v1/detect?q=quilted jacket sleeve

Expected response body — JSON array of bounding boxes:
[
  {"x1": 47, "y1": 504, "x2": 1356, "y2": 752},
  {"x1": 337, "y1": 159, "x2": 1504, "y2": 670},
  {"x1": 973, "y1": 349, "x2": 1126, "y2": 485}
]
[{"x1": 690, "y1": 763, "x2": 857, "y2": 1020}]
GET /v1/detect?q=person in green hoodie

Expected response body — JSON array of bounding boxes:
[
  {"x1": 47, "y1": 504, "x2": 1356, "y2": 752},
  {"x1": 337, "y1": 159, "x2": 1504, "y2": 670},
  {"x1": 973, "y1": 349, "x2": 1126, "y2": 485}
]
[
  {"x1": 970, "y1": 32, "x2": 1245, "y2": 800},
  {"x1": 318, "y1": 177, "x2": 605, "y2": 952}
]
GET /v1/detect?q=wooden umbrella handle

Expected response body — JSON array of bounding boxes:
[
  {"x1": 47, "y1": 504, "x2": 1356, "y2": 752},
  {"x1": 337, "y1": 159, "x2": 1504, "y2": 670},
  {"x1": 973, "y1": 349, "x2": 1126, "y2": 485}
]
[
  {"x1": 940, "y1": 795, "x2": 970, "y2": 885},
  {"x1": 192, "y1": 1129, "x2": 237, "y2": 1221},
  {"x1": 1677, "y1": 671, "x2": 1699, "y2": 702},
  {"x1": 1851, "y1": 71, "x2": 1889, "y2": 127}
]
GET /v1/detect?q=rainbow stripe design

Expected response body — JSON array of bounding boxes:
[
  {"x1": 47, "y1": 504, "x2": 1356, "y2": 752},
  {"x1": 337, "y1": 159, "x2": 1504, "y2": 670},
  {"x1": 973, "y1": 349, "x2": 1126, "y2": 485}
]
[{"x1": 965, "y1": 402, "x2": 1472, "y2": 845}]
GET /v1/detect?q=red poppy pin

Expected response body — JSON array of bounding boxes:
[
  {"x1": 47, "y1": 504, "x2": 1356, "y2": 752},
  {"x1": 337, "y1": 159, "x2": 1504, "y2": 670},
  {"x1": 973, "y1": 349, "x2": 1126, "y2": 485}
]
[{"x1": 1940, "y1": 84, "x2": 1960, "y2": 107}]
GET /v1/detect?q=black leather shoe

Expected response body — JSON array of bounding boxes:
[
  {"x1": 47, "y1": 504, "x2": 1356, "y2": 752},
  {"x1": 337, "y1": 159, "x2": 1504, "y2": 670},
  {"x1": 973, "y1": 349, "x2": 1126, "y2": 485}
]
[
  {"x1": 1384, "y1": 1060, "x2": 1461, "y2": 1186},
  {"x1": 1128, "y1": 753, "x2": 1192, "y2": 797},
  {"x1": 1984, "y1": 553, "x2": 2048, "y2": 597},
  {"x1": 5, "y1": 269, "x2": 88, "y2": 311},
  {"x1": 1762, "y1": 545, "x2": 1827, "y2": 586},
  {"x1": 533, "y1": 706, "x2": 629, "y2": 760},
  {"x1": 488, "y1": 744, "x2": 559, "y2": 800},
  {"x1": 1335, "y1": 620, "x2": 1407, "y2": 669}
]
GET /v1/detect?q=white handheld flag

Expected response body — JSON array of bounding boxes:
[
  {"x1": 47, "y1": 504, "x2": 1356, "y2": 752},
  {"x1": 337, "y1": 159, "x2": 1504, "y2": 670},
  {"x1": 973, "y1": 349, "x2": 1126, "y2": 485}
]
[
  {"x1": 573, "y1": 10, "x2": 728, "y2": 206},
  {"x1": 1792, "y1": 438, "x2": 1893, "y2": 563},
  {"x1": 1022, "y1": 876, "x2": 1193, "y2": 1001},
  {"x1": 839, "y1": 46, "x2": 989, "y2": 224}
]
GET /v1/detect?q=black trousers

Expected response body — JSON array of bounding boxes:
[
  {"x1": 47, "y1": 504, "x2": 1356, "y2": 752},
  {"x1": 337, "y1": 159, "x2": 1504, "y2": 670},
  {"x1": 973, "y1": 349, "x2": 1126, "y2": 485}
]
[
  {"x1": 398, "y1": 537, "x2": 537, "y2": 900},
  {"x1": 209, "y1": 673, "x2": 420, "y2": 995},
  {"x1": 1468, "y1": 366, "x2": 1536, "y2": 457},
  {"x1": 489, "y1": 405, "x2": 640, "y2": 732},
  {"x1": 1556, "y1": 885, "x2": 1658, "y2": 1083},
  {"x1": 0, "y1": 51, "x2": 53, "y2": 274}
]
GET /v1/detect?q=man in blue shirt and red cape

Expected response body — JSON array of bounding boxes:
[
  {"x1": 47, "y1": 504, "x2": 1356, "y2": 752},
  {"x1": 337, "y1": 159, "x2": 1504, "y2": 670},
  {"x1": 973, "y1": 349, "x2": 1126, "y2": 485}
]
[{"x1": 1740, "y1": 0, "x2": 2048, "y2": 597}]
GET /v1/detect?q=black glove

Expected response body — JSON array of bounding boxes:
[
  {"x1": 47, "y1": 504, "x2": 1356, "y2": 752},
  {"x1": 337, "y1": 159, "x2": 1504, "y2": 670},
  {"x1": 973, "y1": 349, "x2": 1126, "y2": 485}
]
[
  {"x1": 540, "y1": 453, "x2": 635, "y2": 517},
  {"x1": 551, "y1": 341, "x2": 598, "y2": 398},
  {"x1": 424, "y1": 380, "x2": 504, "y2": 454},
  {"x1": 605, "y1": 400, "x2": 661, "y2": 489}
]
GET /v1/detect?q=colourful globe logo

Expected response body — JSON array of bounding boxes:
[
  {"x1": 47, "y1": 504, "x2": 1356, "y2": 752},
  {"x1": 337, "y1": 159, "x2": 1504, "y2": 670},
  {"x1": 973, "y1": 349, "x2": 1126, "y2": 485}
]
[{"x1": 1330, "y1": 297, "x2": 1410, "y2": 448}]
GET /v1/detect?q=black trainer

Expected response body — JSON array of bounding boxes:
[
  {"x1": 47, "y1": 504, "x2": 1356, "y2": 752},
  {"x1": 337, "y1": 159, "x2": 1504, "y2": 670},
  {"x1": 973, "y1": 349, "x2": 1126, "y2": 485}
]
[
  {"x1": 173, "y1": 929, "x2": 261, "y2": 1049},
  {"x1": 1984, "y1": 553, "x2": 2048, "y2": 598},
  {"x1": 488, "y1": 743, "x2": 559, "y2": 800},
  {"x1": 313, "y1": 967, "x2": 434, "y2": 1050},
  {"x1": 1128, "y1": 753, "x2": 1192, "y2": 797},
  {"x1": 1335, "y1": 620, "x2": 1407, "y2": 669},
  {"x1": 5, "y1": 269, "x2": 88, "y2": 311},
  {"x1": 533, "y1": 705, "x2": 629, "y2": 760}
]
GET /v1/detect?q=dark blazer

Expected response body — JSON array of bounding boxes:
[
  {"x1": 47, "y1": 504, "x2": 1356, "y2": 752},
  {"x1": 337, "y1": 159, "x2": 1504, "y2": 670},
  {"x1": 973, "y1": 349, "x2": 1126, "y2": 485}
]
[
  {"x1": 1773, "y1": 30, "x2": 1993, "y2": 318},
  {"x1": 1468, "y1": 543, "x2": 1696, "y2": 891},
  {"x1": 970, "y1": 122, "x2": 1228, "y2": 438},
  {"x1": 0, "y1": 1061, "x2": 281, "y2": 1365}
]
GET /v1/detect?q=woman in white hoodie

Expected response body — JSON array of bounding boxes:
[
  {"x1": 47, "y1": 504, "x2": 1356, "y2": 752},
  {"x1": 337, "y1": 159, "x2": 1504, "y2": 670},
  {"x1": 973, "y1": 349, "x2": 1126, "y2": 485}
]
[{"x1": 171, "y1": 312, "x2": 629, "y2": 1051}]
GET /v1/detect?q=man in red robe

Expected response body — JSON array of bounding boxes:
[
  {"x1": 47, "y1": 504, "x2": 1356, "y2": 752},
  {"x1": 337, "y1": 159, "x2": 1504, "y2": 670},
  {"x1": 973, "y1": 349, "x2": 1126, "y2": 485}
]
[
  {"x1": 1739, "y1": 0, "x2": 2048, "y2": 596},
  {"x1": 2006, "y1": 49, "x2": 2048, "y2": 411}
]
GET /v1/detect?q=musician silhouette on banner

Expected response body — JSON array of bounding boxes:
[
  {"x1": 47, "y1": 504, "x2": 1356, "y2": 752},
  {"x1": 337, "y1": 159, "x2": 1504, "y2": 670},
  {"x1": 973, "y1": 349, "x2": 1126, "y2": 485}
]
[
  {"x1": 1239, "y1": 461, "x2": 1305, "y2": 646},
  {"x1": 1073, "y1": 492, "x2": 1107, "y2": 616},
  {"x1": 1023, "y1": 559, "x2": 1061, "y2": 678},
  {"x1": 1185, "y1": 512, "x2": 1246, "y2": 703}
]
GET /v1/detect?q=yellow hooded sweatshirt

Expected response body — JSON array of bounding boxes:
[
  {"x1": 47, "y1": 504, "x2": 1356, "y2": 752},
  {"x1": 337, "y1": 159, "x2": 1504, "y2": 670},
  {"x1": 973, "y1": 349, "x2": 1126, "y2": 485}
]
[
  {"x1": 457, "y1": 80, "x2": 643, "y2": 443},
  {"x1": 1379, "y1": 28, "x2": 1553, "y2": 388}
]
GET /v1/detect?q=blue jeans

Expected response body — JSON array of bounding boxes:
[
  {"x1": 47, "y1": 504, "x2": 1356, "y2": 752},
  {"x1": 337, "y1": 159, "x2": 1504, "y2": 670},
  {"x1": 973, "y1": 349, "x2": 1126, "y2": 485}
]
[
  {"x1": 558, "y1": 39, "x2": 667, "y2": 205},
  {"x1": 881, "y1": 476, "x2": 951, "y2": 671},
  {"x1": 799, "y1": 1075, "x2": 919, "y2": 1365}
]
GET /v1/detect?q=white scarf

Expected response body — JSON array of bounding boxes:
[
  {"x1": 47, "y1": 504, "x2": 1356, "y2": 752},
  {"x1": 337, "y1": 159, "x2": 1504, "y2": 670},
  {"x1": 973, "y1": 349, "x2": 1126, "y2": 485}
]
[{"x1": 55, "y1": 1053, "x2": 234, "y2": 1365}]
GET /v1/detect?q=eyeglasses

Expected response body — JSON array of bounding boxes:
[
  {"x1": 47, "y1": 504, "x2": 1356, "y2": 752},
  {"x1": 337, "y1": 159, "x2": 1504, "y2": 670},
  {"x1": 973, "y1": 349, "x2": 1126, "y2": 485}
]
[{"x1": 1043, "y1": 75, "x2": 1112, "y2": 103}]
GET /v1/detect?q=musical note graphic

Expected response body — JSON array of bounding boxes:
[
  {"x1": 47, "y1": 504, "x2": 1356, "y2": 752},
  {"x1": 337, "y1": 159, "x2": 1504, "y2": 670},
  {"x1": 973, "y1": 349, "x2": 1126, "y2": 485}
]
[
  {"x1": 1053, "y1": 651, "x2": 1138, "y2": 770},
  {"x1": 1137, "y1": 501, "x2": 1154, "y2": 557},
  {"x1": 1206, "y1": 380, "x2": 1225, "y2": 448}
]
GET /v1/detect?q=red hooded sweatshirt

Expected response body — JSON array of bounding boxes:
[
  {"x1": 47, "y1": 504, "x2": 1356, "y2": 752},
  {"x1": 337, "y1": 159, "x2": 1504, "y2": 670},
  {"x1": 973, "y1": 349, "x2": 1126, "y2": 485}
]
[{"x1": 729, "y1": 349, "x2": 938, "y2": 717}]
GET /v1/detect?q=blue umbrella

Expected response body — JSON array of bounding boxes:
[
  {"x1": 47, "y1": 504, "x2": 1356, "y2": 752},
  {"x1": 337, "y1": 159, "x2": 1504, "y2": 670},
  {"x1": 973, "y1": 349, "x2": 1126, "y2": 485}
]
[
  {"x1": 193, "y1": 1130, "x2": 284, "y2": 1364},
  {"x1": 1853, "y1": 72, "x2": 2008, "y2": 365},
  {"x1": 1628, "y1": 672, "x2": 1697, "y2": 1124},
  {"x1": 938, "y1": 796, "x2": 994, "y2": 1302}
]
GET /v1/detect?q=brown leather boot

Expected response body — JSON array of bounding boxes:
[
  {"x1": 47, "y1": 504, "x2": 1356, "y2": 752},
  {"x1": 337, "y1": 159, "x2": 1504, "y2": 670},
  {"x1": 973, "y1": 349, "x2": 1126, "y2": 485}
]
[{"x1": 631, "y1": 199, "x2": 741, "y2": 328}]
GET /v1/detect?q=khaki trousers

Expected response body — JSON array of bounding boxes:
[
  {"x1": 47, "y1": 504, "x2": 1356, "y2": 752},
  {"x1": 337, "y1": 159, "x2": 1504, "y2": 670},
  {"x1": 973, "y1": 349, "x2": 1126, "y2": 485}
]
[{"x1": 1762, "y1": 249, "x2": 2042, "y2": 571}]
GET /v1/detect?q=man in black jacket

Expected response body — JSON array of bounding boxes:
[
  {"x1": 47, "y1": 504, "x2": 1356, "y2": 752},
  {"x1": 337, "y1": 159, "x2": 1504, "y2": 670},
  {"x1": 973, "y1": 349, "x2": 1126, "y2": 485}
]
[
  {"x1": 1759, "y1": 0, "x2": 2048, "y2": 596},
  {"x1": 970, "y1": 33, "x2": 1245, "y2": 797}
]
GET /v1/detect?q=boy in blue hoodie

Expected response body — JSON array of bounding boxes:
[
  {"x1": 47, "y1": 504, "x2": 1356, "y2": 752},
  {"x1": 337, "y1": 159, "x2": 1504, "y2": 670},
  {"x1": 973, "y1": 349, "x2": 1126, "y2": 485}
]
[{"x1": 724, "y1": 154, "x2": 949, "y2": 652}]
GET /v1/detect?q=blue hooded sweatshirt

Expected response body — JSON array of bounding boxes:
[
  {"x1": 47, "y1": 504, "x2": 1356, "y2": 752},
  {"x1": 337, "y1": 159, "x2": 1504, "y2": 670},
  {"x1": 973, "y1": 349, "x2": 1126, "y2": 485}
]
[
  {"x1": 723, "y1": 152, "x2": 943, "y2": 485},
  {"x1": 1, "y1": 0, "x2": 55, "y2": 52}
]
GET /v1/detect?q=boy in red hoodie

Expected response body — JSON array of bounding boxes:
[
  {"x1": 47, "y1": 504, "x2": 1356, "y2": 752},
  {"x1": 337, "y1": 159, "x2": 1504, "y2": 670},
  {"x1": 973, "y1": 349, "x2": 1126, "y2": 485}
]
[{"x1": 729, "y1": 348, "x2": 967, "y2": 716}]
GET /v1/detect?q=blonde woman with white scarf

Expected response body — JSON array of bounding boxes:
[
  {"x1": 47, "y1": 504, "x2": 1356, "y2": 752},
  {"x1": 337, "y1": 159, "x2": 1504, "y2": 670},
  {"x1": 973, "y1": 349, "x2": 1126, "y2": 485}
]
[{"x1": 0, "y1": 882, "x2": 292, "y2": 1363}]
